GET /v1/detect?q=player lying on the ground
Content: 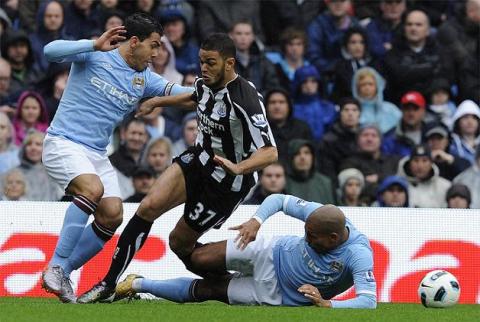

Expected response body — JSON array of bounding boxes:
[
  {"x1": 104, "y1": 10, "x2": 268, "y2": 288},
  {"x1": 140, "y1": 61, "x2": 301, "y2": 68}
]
[{"x1": 114, "y1": 194, "x2": 377, "y2": 308}]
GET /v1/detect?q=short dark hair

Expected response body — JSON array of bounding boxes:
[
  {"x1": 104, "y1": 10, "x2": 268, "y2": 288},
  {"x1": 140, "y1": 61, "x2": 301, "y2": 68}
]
[
  {"x1": 124, "y1": 13, "x2": 163, "y2": 41},
  {"x1": 279, "y1": 27, "x2": 307, "y2": 54},
  {"x1": 200, "y1": 33, "x2": 236, "y2": 59}
]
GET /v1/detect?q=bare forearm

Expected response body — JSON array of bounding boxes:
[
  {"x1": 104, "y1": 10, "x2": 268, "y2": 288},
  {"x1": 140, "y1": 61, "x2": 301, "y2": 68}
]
[
  {"x1": 238, "y1": 146, "x2": 278, "y2": 175},
  {"x1": 150, "y1": 92, "x2": 197, "y2": 110}
]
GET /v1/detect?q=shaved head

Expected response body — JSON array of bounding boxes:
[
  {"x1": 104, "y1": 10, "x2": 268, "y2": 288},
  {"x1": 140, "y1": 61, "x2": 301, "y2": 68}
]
[{"x1": 307, "y1": 205, "x2": 346, "y2": 235}]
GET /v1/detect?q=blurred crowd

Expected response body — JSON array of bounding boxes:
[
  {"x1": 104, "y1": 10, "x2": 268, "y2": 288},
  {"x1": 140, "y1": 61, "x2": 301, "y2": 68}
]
[{"x1": 0, "y1": 0, "x2": 479, "y2": 209}]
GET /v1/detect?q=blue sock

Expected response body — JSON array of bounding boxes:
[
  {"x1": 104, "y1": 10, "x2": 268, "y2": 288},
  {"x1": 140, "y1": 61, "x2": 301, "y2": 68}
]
[
  {"x1": 63, "y1": 223, "x2": 105, "y2": 276},
  {"x1": 140, "y1": 278, "x2": 195, "y2": 303},
  {"x1": 50, "y1": 202, "x2": 90, "y2": 269}
]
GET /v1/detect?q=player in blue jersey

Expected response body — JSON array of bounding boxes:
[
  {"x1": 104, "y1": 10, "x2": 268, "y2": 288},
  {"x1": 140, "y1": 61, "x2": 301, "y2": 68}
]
[
  {"x1": 40, "y1": 13, "x2": 192, "y2": 303},
  {"x1": 113, "y1": 194, "x2": 377, "y2": 308}
]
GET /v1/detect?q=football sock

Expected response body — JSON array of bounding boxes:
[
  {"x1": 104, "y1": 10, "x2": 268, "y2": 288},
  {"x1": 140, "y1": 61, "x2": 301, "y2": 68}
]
[
  {"x1": 103, "y1": 214, "x2": 152, "y2": 287},
  {"x1": 135, "y1": 278, "x2": 196, "y2": 303},
  {"x1": 50, "y1": 196, "x2": 97, "y2": 269},
  {"x1": 63, "y1": 220, "x2": 115, "y2": 276}
]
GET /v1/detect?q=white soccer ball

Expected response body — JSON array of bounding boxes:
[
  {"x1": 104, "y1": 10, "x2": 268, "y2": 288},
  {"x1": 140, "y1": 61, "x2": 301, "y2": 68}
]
[{"x1": 418, "y1": 270, "x2": 460, "y2": 308}]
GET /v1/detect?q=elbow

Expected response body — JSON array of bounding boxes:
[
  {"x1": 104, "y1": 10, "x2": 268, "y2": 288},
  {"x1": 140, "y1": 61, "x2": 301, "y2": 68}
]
[
  {"x1": 43, "y1": 43, "x2": 55, "y2": 61},
  {"x1": 268, "y1": 146, "x2": 278, "y2": 164}
]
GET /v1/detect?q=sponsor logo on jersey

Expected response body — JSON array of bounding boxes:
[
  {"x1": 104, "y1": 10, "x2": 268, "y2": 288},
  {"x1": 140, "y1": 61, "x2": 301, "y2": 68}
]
[
  {"x1": 90, "y1": 77, "x2": 138, "y2": 106},
  {"x1": 197, "y1": 110, "x2": 225, "y2": 135},
  {"x1": 133, "y1": 76, "x2": 145, "y2": 89},
  {"x1": 365, "y1": 270, "x2": 375, "y2": 282},
  {"x1": 181, "y1": 153, "x2": 195, "y2": 164},
  {"x1": 296, "y1": 199, "x2": 307, "y2": 206},
  {"x1": 330, "y1": 260, "x2": 344, "y2": 273},
  {"x1": 101, "y1": 62, "x2": 113, "y2": 70}
]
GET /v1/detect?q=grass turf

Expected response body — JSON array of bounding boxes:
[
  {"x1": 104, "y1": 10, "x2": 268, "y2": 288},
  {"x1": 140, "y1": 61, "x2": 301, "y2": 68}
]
[{"x1": 0, "y1": 298, "x2": 478, "y2": 322}]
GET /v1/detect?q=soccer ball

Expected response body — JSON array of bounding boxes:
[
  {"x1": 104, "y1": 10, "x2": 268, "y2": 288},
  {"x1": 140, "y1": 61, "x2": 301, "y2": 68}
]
[{"x1": 418, "y1": 270, "x2": 460, "y2": 308}]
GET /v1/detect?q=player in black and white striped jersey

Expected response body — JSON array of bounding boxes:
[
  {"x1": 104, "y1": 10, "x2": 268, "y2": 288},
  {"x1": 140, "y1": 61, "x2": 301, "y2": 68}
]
[{"x1": 78, "y1": 33, "x2": 278, "y2": 303}]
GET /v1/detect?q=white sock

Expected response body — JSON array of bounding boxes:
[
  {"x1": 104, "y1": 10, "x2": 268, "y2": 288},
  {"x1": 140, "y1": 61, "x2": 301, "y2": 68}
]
[{"x1": 132, "y1": 278, "x2": 144, "y2": 292}]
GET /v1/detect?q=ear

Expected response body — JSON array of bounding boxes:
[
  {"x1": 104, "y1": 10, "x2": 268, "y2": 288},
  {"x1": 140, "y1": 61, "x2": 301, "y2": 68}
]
[
  {"x1": 225, "y1": 57, "x2": 235, "y2": 71},
  {"x1": 129, "y1": 36, "x2": 139, "y2": 49}
]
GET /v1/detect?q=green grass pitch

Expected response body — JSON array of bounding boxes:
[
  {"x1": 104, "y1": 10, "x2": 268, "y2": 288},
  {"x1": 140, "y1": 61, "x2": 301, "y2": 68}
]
[{"x1": 0, "y1": 298, "x2": 478, "y2": 322}]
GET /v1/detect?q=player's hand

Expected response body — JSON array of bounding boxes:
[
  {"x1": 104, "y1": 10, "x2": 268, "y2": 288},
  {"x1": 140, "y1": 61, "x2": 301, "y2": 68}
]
[
  {"x1": 298, "y1": 284, "x2": 332, "y2": 308},
  {"x1": 213, "y1": 155, "x2": 243, "y2": 175},
  {"x1": 229, "y1": 218, "x2": 261, "y2": 250},
  {"x1": 135, "y1": 98, "x2": 158, "y2": 118},
  {"x1": 94, "y1": 26, "x2": 126, "y2": 51}
]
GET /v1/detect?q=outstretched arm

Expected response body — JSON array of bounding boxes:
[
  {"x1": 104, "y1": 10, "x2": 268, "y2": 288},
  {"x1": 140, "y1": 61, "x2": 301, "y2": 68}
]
[
  {"x1": 135, "y1": 92, "x2": 196, "y2": 117},
  {"x1": 213, "y1": 146, "x2": 278, "y2": 176},
  {"x1": 298, "y1": 284, "x2": 376, "y2": 309},
  {"x1": 44, "y1": 26, "x2": 126, "y2": 63}
]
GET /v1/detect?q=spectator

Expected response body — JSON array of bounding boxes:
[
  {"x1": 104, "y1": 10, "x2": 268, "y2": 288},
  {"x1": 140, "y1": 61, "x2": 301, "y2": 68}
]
[
  {"x1": 196, "y1": 0, "x2": 264, "y2": 42},
  {"x1": 124, "y1": 166, "x2": 155, "y2": 203},
  {"x1": 292, "y1": 65, "x2": 336, "y2": 143},
  {"x1": 101, "y1": 9, "x2": 125, "y2": 32},
  {"x1": 159, "y1": 7, "x2": 199, "y2": 75},
  {"x1": 17, "y1": 0, "x2": 40, "y2": 33},
  {"x1": 365, "y1": 0, "x2": 406, "y2": 60},
  {"x1": 424, "y1": 78, "x2": 456, "y2": 127},
  {"x1": 264, "y1": 89, "x2": 312, "y2": 165},
  {"x1": 0, "y1": 58, "x2": 15, "y2": 117},
  {"x1": 0, "y1": 111, "x2": 19, "y2": 175},
  {"x1": 150, "y1": 37, "x2": 183, "y2": 85},
  {"x1": 35, "y1": 62, "x2": 70, "y2": 122},
  {"x1": 453, "y1": 145, "x2": 480, "y2": 208},
  {"x1": 336, "y1": 168, "x2": 365, "y2": 206},
  {"x1": 13, "y1": 91, "x2": 49, "y2": 146},
  {"x1": 141, "y1": 137, "x2": 173, "y2": 177},
  {"x1": 95, "y1": 0, "x2": 121, "y2": 27},
  {"x1": 351, "y1": 67, "x2": 401, "y2": 134},
  {"x1": 307, "y1": 0, "x2": 357, "y2": 74},
  {"x1": 260, "y1": 0, "x2": 323, "y2": 47},
  {"x1": 229, "y1": 20, "x2": 280, "y2": 94},
  {"x1": 141, "y1": 105, "x2": 181, "y2": 143},
  {"x1": 286, "y1": 139, "x2": 335, "y2": 204},
  {"x1": 332, "y1": 27, "x2": 375, "y2": 101},
  {"x1": 437, "y1": 0, "x2": 480, "y2": 104},
  {"x1": 384, "y1": 9, "x2": 451, "y2": 103},
  {"x1": 16, "y1": 130, "x2": 62, "y2": 201},
  {"x1": 397, "y1": 144, "x2": 451, "y2": 208},
  {"x1": 134, "y1": 0, "x2": 159, "y2": 16},
  {"x1": 63, "y1": 0, "x2": 99, "y2": 40},
  {"x1": 425, "y1": 123, "x2": 470, "y2": 181},
  {"x1": 110, "y1": 118, "x2": 149, "y2": 178},
  {"x1": 243, "y1": 162, "x2": 286, "y2": 205},
  {"x1": 172, "y1": 112, "x2": 198, "y2": 157},
  {"x1": 382, "y1": 91, "x2": 428, "y2": 157},
  {"x1": 0, "y1": 7, "x2": 12, "y2": 43},
  {"x1": 29, "y1": 1, "x2": 71, "y2": 74},
  {"x1": 371, "y1": 175, "x2": 409, "y2": 207},
  {"x1": 318, "y1": 97, "x2": 361, "y2": 184},
  {"x1": 341, "y1": 125, "x2": 400, "y2": 205},
  {"x1": 0, "y1": 168, "x2": 26, "y2": 201},
  {"x1": 266, "y1": 28, "x2": 310, "y2": 91},
  {"x1": 1, "y1": 29, "x2": 42, "y2": 96},
  {"x1": 446, "y1": 183, "x2": 471, "y2": 209},
  {"x1": 449, "y1": 100, "x2": 480, "y2": 165}
]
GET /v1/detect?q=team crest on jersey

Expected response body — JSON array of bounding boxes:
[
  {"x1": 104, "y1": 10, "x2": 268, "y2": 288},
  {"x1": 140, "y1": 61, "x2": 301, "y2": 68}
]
[
  {"x1": 330, "y1": 261, "x2": 344, "y2": 273},
  {"x1": 251, "y1": 114, "x2": 268, "y2": 129},
  {"x1": 365, "y1": 270, "x2": 375, "y2": 282},
  {"x1": 216, "y1": 104, "x2": 226, "y2": 117},
  {"x1": 296, "y1": 198, "x2": 307, "y2": 206},
  {"x1": 181, "y1": 153, "x2": 194, "y2": 164},
  {"x1": 133, "y1": 76, "x2": 145, "y2": 89}
]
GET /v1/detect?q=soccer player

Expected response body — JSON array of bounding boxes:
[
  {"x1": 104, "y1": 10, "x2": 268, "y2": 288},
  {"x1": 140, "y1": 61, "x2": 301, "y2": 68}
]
[
  {"x1": 78, "y1": 33, "x2": 278, "y2": 303},
  {"x1": 41, "y1": 13, "x2": 192, "y2": 303},
  {"x1": 114, "y1": 194, "x2": 377, "y2": 308}
]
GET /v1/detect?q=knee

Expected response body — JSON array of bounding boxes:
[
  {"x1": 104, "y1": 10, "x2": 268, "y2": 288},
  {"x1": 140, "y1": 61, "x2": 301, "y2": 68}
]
[
  {"x1": 190, "y1": 247, "x2": 212, "y2": 267},
  {"x1": 96, "y1": 200, "x2": 123, "y2": 229},
  {"x1": 169, "y1": 231, "x2": 191, "y2": 258},
  {"x1": 80, "y1": 182, "x2": 104, "y2": 203},
  {"x1": 137, "y1": 196, "x2": 160, "y2": 221}
]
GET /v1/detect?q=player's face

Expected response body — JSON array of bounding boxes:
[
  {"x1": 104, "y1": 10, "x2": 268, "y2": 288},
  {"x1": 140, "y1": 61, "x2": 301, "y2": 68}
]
[
  {"x1": 260, "y1": 165, "x2": 286, "y2": 194},
  {"x1": 382, "y1": 185, "x2": 406, "y2": 207},
  {"x1": 44, "y1": 1, "x2": 63, "y2": 32},
  {"x1": 305, "y1": 225, "x2": 337, "y2": 254},
  {"x1": 147, "y1": 144, "x2": 170, "y2": 174},
  {"x1": 131, "y1": 32, "x2": 162, "y2": 71},
  {"x1": 409, "y1": 156, "x2": 432, "y2": 180},
  {"x1": 21, "y1": 97, "x2": 42, "y2": 125},
  {"x1": 199, "y1": 49, "x2": 233, "y2": 89},
  {"x1": 25, "y1": 135, "x2": 43, "y2": 164},
  {"x1": 267, "y1": 93, "x2": 289, "y2": 124}
]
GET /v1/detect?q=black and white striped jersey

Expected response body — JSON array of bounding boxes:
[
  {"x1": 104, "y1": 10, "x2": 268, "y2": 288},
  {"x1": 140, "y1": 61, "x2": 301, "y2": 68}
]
[{"x1": 192, "y1": 75, "x2": 276, "y2": 192}]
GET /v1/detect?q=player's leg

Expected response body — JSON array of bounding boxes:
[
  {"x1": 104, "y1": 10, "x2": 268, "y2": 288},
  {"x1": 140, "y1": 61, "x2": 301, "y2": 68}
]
[{"x1": 77, "y1": 162, "x2": 186, "y2": 303}]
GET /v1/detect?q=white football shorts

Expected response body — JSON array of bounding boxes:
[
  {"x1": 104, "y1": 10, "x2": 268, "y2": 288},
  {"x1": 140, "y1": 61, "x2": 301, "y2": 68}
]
[
  {"x1": 226, "y1": 236, "x2": 282, "y2": 305},
  {"x1": 42, "y1": 134, "x2": 121, "y2": 198}
]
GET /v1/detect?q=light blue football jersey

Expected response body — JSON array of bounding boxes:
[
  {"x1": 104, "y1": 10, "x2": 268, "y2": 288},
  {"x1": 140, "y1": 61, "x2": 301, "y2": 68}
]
[
  {"x1": 44, "y1": 39, "x2": 192, "y2": 152},
  {"x1": 255, "y1": 194, "x2": 376, "y2": 307}
]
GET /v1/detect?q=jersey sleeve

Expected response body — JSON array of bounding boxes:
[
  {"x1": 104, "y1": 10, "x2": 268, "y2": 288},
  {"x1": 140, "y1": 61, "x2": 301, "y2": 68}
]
[
  {"x1": 230, "y1": 80, "x2": 276, "y2": 149},
  {"x1": 330, "y1": 246, "x2": 377, "y2": 308},
  {"x1": 43, "y1": 39, "x2": 95, "y2": 63},
  {"x1": 253, "y1": 194, "x2": 322, "y2": 224},
  {"x1": 144, "y1": 70, "x2": 193, "y2": 97}
]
